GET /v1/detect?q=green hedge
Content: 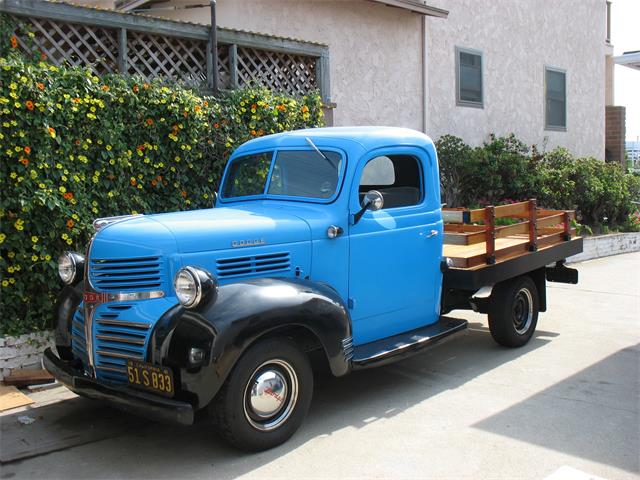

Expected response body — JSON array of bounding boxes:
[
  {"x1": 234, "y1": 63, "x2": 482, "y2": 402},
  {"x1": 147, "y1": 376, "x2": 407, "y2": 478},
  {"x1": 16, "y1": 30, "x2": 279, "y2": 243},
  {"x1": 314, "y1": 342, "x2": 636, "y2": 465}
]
[
  {"x1": 436, "y1": 134, "x2": 640, "y2": 231},
  {"x1": 0, "y1": 53, "x2": 323, "y2": 336}
]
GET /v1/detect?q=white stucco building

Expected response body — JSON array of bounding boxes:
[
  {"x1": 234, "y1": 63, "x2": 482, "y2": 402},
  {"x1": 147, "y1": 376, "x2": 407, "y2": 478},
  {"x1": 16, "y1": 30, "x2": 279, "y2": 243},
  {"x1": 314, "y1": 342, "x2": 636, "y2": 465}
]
[{"x1": 68, "y1": 0, "x2": 613, "y2": 159}]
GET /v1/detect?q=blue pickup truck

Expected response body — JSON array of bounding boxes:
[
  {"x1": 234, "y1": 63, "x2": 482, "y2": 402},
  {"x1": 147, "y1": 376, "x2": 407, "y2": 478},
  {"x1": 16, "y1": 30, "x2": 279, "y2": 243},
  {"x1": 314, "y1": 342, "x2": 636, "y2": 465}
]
[{"x1": 45, "y1": 127, "x2": 582, "y2": 450}]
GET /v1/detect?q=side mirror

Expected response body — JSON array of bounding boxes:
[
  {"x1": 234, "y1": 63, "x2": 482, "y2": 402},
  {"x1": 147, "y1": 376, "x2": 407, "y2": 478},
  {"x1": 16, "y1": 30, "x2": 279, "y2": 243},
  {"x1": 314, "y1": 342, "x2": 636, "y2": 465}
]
[
  {"x1": 353, "y1": 190, "x2": 384, "y2": 224},
  {"x1": 363, "y1": 190, "x2": 384, "y2": 211}
]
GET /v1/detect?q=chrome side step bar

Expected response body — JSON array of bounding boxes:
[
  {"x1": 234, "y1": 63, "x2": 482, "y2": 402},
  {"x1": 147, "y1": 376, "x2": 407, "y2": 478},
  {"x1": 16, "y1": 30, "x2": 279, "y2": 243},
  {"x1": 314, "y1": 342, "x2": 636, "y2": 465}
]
[{"x1": 351, "y1": 316, "x2": 468, "y2": 370}]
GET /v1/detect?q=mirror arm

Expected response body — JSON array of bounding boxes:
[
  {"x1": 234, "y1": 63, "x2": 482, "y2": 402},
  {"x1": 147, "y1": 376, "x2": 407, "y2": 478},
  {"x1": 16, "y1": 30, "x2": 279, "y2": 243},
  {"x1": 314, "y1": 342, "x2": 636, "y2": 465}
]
[{"x1": 352, "y1": 201, "x2": 370, "y2": 225}]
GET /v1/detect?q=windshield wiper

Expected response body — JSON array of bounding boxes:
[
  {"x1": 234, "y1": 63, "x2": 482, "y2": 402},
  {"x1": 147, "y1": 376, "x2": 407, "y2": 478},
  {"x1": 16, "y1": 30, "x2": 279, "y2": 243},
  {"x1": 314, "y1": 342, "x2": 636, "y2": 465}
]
[{"x1": 305, "y1": 137, "x2": 336, "y2": 169}]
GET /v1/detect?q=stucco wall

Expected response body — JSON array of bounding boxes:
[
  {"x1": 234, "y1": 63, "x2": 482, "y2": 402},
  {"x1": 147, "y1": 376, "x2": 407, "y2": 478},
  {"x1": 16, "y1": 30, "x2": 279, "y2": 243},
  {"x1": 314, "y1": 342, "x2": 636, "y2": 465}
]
[
  {"x1": 425, "y1": 0, "x2": 608, "y2": 158},
  {"x1": 160, "y1": 0, "x2": 424, "y2": 130},
  {"x1": 63, "y1": 0, "x2": 606, "y2": 158}
]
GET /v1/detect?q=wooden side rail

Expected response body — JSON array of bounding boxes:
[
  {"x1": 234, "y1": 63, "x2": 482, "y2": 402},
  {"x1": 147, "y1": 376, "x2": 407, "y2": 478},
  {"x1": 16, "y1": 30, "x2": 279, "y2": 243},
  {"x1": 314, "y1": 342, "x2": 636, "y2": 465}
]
[{"x1": 443, "y1": 200, "x2": 576, "y2": 266}]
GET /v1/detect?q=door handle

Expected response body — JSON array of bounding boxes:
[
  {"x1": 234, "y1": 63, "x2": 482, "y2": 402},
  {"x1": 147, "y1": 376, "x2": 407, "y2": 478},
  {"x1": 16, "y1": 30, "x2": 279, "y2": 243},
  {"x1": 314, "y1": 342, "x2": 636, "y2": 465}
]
[{"x1": 426, "y1": 230, "x2": 439, "y2": 238}]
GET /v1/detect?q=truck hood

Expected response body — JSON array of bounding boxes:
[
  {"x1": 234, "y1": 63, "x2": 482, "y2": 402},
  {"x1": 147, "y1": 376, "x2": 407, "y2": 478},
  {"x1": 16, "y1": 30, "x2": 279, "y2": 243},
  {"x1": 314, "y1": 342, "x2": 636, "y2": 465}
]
[{"x1": 93, "y1": 206, "x2": 311, "y2": 255}]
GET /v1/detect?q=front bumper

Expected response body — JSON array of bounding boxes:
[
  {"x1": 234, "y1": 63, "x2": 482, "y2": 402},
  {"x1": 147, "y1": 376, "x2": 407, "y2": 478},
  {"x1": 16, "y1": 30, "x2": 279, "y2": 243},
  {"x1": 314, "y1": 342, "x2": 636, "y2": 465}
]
[{"x1": 43, "y1": 348, "x2": 194, "y2": 426}]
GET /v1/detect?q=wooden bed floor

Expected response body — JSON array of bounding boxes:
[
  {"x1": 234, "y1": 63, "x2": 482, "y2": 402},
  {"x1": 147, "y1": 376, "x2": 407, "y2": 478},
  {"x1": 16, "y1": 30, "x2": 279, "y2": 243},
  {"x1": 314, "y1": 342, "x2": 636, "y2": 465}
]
[{"x1": 443, "y1": 235, "x2": 530, "y2": 259}]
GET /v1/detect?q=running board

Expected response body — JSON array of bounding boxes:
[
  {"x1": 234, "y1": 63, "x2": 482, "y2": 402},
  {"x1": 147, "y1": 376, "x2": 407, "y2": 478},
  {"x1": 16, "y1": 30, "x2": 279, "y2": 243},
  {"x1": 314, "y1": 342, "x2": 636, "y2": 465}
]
[{"x1": 351, "y1": 316, "x2": 468, "y2": 370}]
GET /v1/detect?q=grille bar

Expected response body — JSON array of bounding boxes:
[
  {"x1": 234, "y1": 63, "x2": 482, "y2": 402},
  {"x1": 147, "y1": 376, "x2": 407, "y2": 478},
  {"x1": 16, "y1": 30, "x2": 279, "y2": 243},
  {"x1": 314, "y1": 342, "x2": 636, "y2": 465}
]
[
  {"x1": 96, "y1": 334, "x2": 145, "y2": 345},
  {"x1": 96, "y1": 349, "x2": 144, "y2": 360},
  {"x1": 96, "y1": 319, "x2": 150, "y2": 329}
]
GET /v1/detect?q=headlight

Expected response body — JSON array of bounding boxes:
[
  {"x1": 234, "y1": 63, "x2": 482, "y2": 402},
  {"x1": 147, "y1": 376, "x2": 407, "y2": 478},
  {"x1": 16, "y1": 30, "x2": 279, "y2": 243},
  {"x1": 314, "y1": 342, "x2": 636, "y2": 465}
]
[
  {"x1": 58, "y1": 252, "x2": 85, "y2": 285},
  {"x1": 173, "y1": 266, "x2": 217, "y2": 308}
]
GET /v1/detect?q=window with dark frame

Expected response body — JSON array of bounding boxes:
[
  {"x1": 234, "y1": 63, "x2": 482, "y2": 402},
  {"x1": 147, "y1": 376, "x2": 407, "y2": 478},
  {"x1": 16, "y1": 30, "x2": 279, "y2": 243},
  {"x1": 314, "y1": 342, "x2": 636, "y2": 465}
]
[
  {"x1": 456, "y1": 47, "x2": 483, "y2": 108},
  {"x1": 359, "y1": 155, "x2": 423, "y2": 209},
  {"x1": 545, "y1": 67, "x2": 567, "y2": 130}
]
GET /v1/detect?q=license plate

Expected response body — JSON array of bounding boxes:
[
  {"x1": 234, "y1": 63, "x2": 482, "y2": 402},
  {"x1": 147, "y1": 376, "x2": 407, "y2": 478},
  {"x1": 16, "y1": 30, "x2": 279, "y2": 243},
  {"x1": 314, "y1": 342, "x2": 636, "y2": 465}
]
[{"x1": 126, "y1": 360, "x2": 174, "y2": 397}]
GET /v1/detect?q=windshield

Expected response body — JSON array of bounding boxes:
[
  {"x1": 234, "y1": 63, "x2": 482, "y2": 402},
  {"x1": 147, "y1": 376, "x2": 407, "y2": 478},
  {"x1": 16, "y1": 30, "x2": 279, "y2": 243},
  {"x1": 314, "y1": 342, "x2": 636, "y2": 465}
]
[{"x1": 222, "y1": 150, "x2": 343, "y2": 200}]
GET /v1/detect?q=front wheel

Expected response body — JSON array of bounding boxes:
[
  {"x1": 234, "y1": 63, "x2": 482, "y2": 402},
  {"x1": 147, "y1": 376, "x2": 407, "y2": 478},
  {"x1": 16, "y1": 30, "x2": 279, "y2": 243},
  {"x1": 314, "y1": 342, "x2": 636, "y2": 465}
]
[
  {"x1": 488, "y1": 275, "x2": 539, "y2": 348},
  {"x1": 210, "y1": 338, "x2": 313, "y2": 451}
]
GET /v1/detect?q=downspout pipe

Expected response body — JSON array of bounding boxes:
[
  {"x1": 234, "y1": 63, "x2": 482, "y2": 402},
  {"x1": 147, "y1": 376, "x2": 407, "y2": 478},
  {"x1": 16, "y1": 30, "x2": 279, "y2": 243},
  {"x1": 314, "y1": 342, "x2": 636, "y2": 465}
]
[{"x1": 422, "y1": 14, "x2": 429, "y2": 134}]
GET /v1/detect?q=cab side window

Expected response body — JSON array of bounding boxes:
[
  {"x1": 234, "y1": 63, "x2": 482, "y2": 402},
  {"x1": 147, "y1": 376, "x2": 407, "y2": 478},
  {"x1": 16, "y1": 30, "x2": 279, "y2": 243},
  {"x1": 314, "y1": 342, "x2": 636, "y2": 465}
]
[{"x1": 359, "y1": 155, "x2": 422, "y2": 209}]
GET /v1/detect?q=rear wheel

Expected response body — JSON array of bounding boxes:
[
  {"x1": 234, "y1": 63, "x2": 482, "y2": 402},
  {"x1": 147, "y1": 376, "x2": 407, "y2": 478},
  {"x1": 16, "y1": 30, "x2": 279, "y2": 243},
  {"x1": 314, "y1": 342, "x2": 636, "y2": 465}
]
[
  {"x1": 488, "y1": 275, "x2": 539, "y2": 347},
  {"x1": 210, "y1": 338, "x2": 313, "y2": 451}
]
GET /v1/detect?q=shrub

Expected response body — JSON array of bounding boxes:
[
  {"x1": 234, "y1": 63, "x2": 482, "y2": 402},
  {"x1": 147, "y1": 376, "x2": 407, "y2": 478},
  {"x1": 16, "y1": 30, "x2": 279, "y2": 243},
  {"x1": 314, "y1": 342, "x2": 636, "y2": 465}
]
[
  {"x1": 436, "y1": 135, "x2": 639, "y2": 231},
  {"x1": 434, "y1": 134, "x2": 471, "y2": 208},
  {"x1": 436, "y1": 133, "x2": 540, "y2": 207},
  {"x1": 538, "y1": 149, "x2": 635, "y2": 227},
  {"x1": 0, "y1": 54, "x2": 323, "y2": 336}
]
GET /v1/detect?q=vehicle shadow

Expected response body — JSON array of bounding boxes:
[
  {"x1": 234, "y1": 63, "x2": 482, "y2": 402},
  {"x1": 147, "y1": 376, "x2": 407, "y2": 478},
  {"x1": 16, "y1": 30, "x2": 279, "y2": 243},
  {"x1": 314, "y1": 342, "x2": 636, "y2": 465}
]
[
  {"x1": 472, "y1": 344, "x2": 640, "y2": 474},
  {"x1": 1, "y1": 323, "x2": 557, "y2": 479}
]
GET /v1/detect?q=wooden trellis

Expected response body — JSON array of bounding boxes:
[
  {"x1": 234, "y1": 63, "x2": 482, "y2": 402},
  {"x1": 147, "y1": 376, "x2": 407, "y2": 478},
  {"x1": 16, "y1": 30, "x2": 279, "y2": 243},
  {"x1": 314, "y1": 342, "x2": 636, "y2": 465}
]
[
  {"x1": 14, "y1": 17, "x2": 119, "y2": 75},
  {"x1": 125, "y1": 30, "x2": 208, "y2": 85},
  {"x1": 236, "y1": 47, "x2": 317, "y2": 97},
  {"x1": 2, "y1": 0, "x2": 330, "y2": 100}
]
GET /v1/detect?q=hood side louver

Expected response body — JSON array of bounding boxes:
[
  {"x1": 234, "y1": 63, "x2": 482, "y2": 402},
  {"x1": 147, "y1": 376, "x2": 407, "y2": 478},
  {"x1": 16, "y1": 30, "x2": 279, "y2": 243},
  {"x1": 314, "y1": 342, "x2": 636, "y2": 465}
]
[
  {"x1": 89, "y1": 256, "x2": 165, "y2": 292},
  {"x1": 216, "y1": 252, "x2": 291, "y2": 279}
]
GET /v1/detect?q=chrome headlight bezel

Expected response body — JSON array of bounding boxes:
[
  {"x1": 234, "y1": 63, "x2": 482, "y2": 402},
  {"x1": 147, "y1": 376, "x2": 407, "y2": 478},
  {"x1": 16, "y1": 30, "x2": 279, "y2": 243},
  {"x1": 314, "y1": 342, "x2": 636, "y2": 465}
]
[
  {"x1": 173, "y1": 266, "x2": 217, "y2": 309},
  {"x1": 58, "y1": 251, "x2": 85, "y2": 285}
]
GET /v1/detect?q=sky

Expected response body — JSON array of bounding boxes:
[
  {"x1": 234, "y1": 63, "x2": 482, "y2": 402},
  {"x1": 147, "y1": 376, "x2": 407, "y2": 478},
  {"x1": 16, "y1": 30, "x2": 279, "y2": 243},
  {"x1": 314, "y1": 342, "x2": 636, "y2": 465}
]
[{"x1": 611, "y1": 0, "x2": 640, "y2": 142}]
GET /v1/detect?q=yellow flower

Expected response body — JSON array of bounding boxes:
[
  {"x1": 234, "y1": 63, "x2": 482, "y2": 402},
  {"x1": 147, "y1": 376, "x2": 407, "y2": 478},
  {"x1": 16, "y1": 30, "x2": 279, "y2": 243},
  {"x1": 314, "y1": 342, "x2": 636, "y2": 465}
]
[
  {"x1": 59, "y1": 186, "x2": 66, "y2": 193},
  {"x1": 106, "y1": 145, "x2": 112, "y2": 151},
  {"x1": 66, "y1": 238, "x2": 73, "y2": 245},
  {"x1": 45, "y1": 254, "x2": 51, "y2": 261},
  {"x1": 9, "y1": 83, "x2": 17, "y2": 90},
  {"x1": 0, "y1": 233, "x2": 5, "y2": 243},
  {"x1": 31, "y1": 236, "x2": 38, "y2": 243},
  {"x1": 31, "y1": 255, "x2": 38, "y2": 262},
  {"x1": 1, "y1": 280, "x2": 8, "y2": 288},
  {"x1": 7, "y1": 251, "x2": 15, "y2": 259},
  {"x1": 8, "y1": 266, "x2": 14, "y2": 273},
  {"x1": 9, "y1": 278, "x2": 15, "y2": 284}
]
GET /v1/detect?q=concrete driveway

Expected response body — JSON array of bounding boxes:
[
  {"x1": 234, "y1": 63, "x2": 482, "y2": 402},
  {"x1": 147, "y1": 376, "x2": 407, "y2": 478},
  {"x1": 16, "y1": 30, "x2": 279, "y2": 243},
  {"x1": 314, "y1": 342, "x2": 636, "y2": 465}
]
[{"x1": 1, "y1": 253, "x2": 638, "y2": 480}]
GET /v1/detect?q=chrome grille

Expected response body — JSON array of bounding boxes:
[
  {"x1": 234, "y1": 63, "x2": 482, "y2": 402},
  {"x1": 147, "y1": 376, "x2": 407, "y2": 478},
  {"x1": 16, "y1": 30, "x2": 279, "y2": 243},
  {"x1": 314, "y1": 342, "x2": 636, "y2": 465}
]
[
  {"x1": 216, "y1": 252, "x2": 290, "y2": 279},
  {"x1": 93, "y1": 304, "x2": 151, "y2": 383},
  {"x1": 89, "y1": 256, "x2": 165, "y2": 292},
  {"x1": 71, "y1": 307, "x2": 89, "y2": 363}
]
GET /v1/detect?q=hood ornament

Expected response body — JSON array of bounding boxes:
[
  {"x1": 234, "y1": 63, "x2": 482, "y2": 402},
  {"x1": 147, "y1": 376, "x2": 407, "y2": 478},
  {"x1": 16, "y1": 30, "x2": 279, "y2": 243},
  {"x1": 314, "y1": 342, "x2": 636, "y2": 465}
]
[{"x1": 93, "y1": 214, "x2": 143, "y2": 232}]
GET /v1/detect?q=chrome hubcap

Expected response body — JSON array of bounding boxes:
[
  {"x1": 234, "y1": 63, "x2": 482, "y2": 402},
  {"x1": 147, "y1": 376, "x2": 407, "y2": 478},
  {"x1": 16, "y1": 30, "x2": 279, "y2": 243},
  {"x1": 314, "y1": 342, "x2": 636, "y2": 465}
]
[
  {"x1": 513, "y1": 288, "x2": 534, "y2": 334},
  {"x1": 243, "y1": 359, "x2": 298, "y2": 431},
  {"x1": 249, "y1": 370, "x2": 288, "y2": 418}
]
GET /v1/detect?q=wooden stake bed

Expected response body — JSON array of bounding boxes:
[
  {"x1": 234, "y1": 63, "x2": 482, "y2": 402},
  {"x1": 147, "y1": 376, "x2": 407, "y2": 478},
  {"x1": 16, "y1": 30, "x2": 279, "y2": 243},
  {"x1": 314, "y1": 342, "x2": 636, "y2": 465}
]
[{"x1": 442, "y1": 199, "x2": 577, "y2": 269}]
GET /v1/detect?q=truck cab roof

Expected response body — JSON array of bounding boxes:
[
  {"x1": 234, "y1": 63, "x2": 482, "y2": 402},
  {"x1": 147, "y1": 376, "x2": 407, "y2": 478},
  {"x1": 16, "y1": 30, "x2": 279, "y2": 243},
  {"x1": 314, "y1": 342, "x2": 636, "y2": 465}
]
[{"x1": 232, "y1": 126, "x2": 436, "y2": 155}]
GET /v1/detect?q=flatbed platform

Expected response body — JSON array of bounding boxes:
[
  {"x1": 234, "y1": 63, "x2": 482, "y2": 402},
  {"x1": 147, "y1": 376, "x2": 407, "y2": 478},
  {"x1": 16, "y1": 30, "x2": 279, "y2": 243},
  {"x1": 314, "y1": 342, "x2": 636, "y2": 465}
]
[{"x1": 441, "y1": 200, "x2": 583, "y2": 290}]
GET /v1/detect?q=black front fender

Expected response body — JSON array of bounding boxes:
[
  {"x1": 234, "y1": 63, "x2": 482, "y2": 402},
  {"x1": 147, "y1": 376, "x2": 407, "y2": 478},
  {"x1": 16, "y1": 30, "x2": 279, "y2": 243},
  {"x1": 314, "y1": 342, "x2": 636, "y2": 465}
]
[
  {"x1": 149, "y1": 277, "x2": 352, "y2": 410},
  {"x1": 54, "y1": 283, "x2": 83, "y2": 359}
]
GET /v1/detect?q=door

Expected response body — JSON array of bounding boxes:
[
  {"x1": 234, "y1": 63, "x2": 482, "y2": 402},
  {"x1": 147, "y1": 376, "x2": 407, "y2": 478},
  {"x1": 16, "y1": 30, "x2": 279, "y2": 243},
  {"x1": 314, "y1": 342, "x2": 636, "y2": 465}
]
[{"x1": 348, "y1": 148, "x2": 443, "y2": 346}]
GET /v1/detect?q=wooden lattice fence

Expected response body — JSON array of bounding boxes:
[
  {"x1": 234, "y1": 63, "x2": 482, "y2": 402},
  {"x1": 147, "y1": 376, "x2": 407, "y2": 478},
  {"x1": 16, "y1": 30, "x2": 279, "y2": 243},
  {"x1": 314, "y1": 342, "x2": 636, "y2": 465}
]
[{"x1": 1, "y1": 0, "x2": 330, "y2": 100}]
